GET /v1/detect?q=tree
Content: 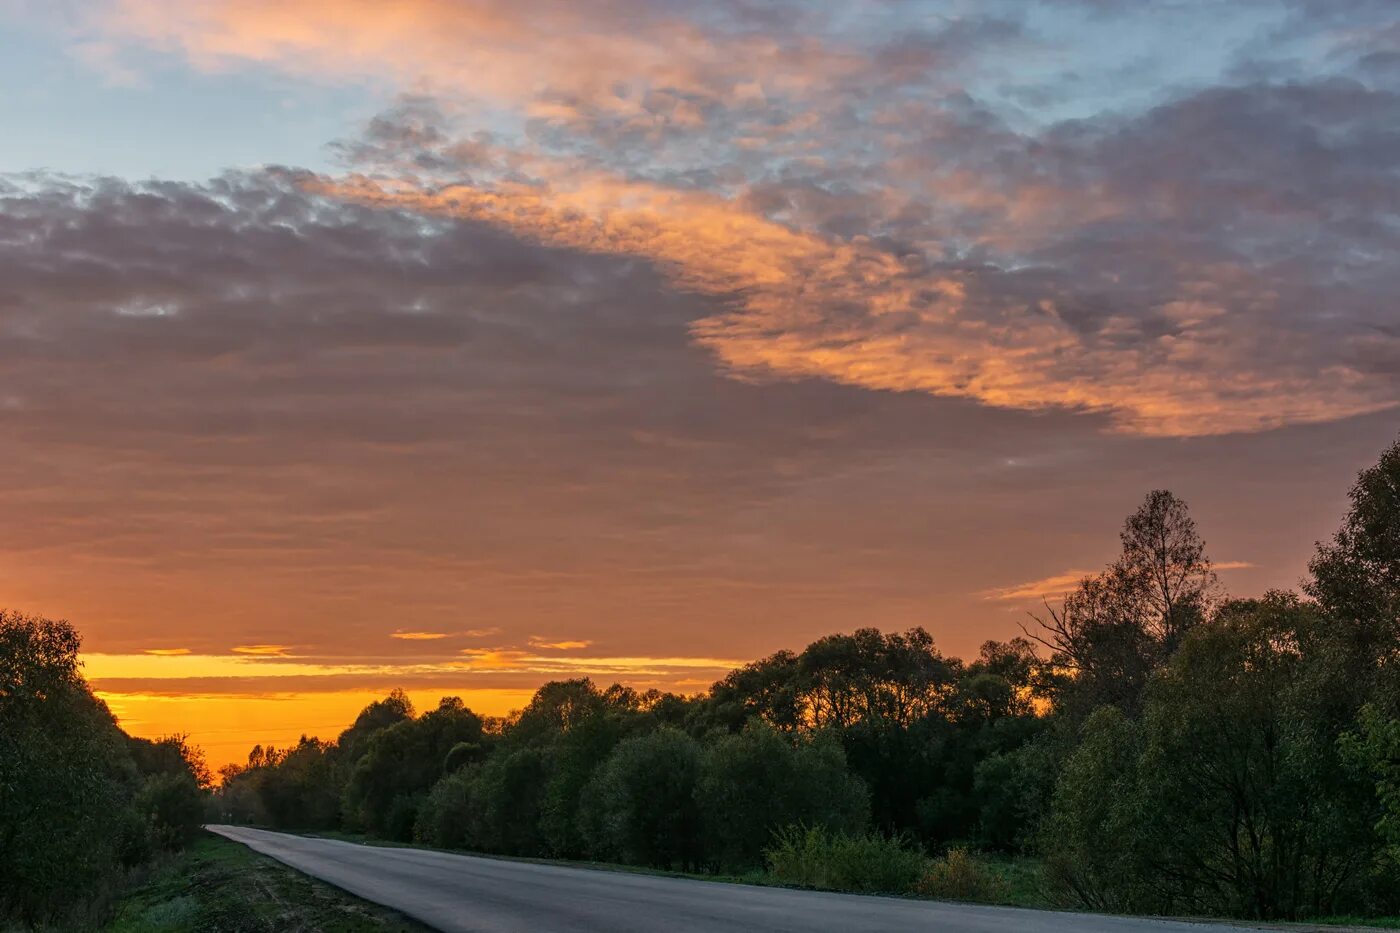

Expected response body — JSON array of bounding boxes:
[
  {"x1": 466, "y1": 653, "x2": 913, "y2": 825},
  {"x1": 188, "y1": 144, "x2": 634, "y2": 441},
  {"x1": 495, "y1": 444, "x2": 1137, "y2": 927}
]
[
  {"x1": 1030, "y1": 490, "x2": 1217, "y2": 717},
  {"x1": 1308, "y1": 435, "x2": 1400, "y2": 671},
  {"x1": 258, "y1": 736, "x2": 340, "y2": 830},
  {"x1": 449, "y1": 747, "x2": 550, "y2": 855},
  {"x1": 1045, "y1": 595, "x2": 1384, "y2": 919},
  {"x1": 336, "y1": 688, "x2": 415, "y2": 768},
  {"x1": 0, "y1": 610, "x2": 142, "y2": 924},
  {"x1": 1041, "y1": 706, "x2": 1152, "y2": 912},
  {"x1": 128, "y1": 733, "x2": 212, "y2": 789},
  {"x1": 539, "y1": 709, "x2": 631, "y2": 858},
  {"x1": 343, "y1": 696, "x2": 484, "y2": 839},
  {"x1": 1341, "y1": 704, "x2": 1400, "y2": 878},
  {"x1": 136, "y1": 771, "x2": 205, "y2": 850},
  {"x1": 578, "y1": 728, "x2": 703, "y2": 869},
  {"x1": 696, "y1": 724, "x2": 868, "y2": 871}
]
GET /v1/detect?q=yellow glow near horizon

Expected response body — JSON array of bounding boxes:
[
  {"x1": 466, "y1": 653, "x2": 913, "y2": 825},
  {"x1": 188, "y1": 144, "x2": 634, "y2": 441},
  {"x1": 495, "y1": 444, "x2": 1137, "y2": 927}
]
[
  {"x1": 84, "y1": 650, "x2": 741, "y2": 770},
  {"x1": 97, "y1": 687, "x2": 539, "y2": 774}
]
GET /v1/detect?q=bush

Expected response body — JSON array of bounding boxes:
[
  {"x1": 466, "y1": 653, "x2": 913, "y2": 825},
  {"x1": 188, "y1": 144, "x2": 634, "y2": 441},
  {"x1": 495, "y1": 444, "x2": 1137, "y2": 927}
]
[
  {"x1": 764, "y1": 825, "x2": 927, "y2": 894},
  {"x1": 916, "y1": 847, "x2": 1007, "y2": 902}
]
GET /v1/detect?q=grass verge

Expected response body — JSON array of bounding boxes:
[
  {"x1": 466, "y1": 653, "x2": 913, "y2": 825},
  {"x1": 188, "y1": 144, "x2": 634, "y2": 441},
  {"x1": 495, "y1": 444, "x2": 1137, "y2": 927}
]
[{"x1": 103, "y1": 830, "x2": 428, "y2": 932}]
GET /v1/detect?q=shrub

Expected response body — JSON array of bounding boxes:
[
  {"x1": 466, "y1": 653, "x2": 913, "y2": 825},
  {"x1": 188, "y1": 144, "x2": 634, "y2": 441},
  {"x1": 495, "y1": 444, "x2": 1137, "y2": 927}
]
[
  {"x1": 764, "y1": 825, "x2": 927, "y2": 894},
  {"x1": 916, "y1": 847, "x2": 1007, "y2": 902}
]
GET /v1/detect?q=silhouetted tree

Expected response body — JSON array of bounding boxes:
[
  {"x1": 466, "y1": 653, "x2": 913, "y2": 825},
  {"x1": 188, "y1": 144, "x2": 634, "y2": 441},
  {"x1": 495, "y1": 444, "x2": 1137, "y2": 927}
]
[{"x1": 1030, "y1": 490, "x2": 1216, "y2": 717}]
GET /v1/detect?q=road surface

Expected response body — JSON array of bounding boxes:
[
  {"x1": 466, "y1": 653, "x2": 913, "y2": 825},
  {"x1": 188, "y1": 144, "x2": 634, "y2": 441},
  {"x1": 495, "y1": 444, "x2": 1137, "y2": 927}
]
[{"x1": 208, "y1": 825, "x2": 1275, "y2": 933}]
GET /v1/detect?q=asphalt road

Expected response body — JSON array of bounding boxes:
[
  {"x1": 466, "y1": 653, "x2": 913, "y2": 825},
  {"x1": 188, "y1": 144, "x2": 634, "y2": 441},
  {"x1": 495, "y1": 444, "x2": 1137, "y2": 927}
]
[{"x1": 208, "y1": 825, "x2": 1273, "y2": 933}]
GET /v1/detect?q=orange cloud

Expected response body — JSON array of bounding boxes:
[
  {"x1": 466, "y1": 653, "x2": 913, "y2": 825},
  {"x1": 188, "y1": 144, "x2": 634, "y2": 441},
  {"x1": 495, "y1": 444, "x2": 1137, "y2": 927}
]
[
  {"x1": 86, "y1": 0, "x2": 860, "y2": 117},
  {"x1": 390, "y1": 631, "x2": 448, "y2": 640},
  {"x1": 303, "y1": 168, "x2": 1397, "y2": 438},
  {"x1": 528, "y1": 637, "x2": 592, "y2": 650},
  {"x1": 983, "y1": 560, "x2": 1256, "y2": 602},
  {"x1": 231, "y1": 644, "x2": 293, "y2": 656},
  {"x1": 454, "y1": 647, "x2": 742, "y2": 676},
  {"x1": 142, "y1": 647, "x2": 191, "y2": 656},
  {"x1": 980, "y1": 570, "x2": 1095, "y2": 603}
]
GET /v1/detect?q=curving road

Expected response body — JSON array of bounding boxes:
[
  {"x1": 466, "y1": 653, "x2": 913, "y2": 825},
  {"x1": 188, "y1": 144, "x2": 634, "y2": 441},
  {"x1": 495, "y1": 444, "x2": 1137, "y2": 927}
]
[{"x1": 208, "y1": 825, "x2": 1277, "y2": 933}]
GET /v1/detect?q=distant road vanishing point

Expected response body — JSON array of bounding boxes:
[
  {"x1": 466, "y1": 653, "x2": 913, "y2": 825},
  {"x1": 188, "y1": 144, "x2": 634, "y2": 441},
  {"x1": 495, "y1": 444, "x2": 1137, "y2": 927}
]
[{"x1": 208, "y1": 825, "x2": 1271, "y2": 933}]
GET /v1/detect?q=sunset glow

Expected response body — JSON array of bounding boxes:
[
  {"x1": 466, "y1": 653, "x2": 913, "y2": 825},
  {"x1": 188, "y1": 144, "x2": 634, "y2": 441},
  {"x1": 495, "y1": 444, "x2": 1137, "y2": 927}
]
[{"x1": 5, "y1": 1, "x2": 1400, "y2": 771}]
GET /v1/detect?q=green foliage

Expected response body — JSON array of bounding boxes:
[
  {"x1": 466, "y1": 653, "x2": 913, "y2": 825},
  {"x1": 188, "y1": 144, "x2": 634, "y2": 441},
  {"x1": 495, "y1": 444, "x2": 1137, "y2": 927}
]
[
  {"x1": 0, "y1": 609, "x2": 213, "y2": 926},
  {"x1": 137, "y1": 772, "x2": 206, "y2": 851},
  {"x1": 343, "y1": 696, "x2": 485, "y2": 839},
  {"x1": 971, "y1": 737, "x2": 1055, "y2": 851},
  {"x1": 916, "y1": 847, "x2": 1008, "y2": 902},
  {"x1": 1342, "y1": 705, "x2": 1400, "y2": 871},
  {"x1": 420, "y1": 747, "x2": 550, "y2": 855},
  {"x1": 1309, "y1": 436, "x2": 1400, "y2": 658},
  {"x1": 443, "y1": 740, "x2": 483, "y2": 774},
  {"x1": 539, "y1": 708, "x2": 630, "y2": 858},
  {"x1": 695, "y1": 724, "x2": 868, "y2": 871},
  {"x1": 1045, "y1": 595, "x2": 1385, "y2": 919},
  {"x1": 579, "y1": 728, "x2": 703, "y2": 868},
  {"x1": 0, "y1": 611, "x2": 140, "y2": 924},
  {"x1": 1041, "y1": 706, "x2": 1151, "y2": 912},
  {"x1": 413, "y1": 767, "x2": 474, "y2": 849},
  {"x1": 128, "y1": 734, "x2": 212, "y2": 790},
  {"x1": 764, "y1": 825, "x2": 927, "y2": 894}
]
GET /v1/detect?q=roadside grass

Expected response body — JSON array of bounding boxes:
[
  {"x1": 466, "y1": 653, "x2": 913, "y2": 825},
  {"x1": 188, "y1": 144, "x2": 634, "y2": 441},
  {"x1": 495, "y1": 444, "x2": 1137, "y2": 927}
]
[
  {"x1": 1309, "y1": 919, "x2": 1400, "y2": 930},
  {"x1": 104, "y1": 831, "x2": 427, "y2": 932},
  {"x1": 977, "y1": 854, "x2": 1051, "y2": 909}
]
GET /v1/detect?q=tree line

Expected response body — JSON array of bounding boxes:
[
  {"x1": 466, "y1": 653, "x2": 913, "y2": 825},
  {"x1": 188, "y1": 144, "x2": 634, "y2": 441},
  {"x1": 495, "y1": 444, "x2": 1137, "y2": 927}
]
[
  {"x1": 0, "y1": 612, "x2": 208, "y2": 927},
  {"x1": 5, "y1": 437, "x2": 1400, "y2": 925}
]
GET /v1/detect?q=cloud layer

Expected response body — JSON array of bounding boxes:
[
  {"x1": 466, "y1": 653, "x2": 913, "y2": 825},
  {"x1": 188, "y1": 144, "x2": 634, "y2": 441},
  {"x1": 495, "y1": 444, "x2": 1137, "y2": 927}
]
[{"x1": 64, "y1": 0, "x2": 1400, "y2": 435}]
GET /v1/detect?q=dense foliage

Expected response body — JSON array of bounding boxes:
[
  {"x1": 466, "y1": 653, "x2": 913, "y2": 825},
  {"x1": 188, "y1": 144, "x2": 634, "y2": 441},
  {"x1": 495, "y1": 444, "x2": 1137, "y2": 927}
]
[{"x1": 0, "y1": 611, "x2": 208, "y2": 927}]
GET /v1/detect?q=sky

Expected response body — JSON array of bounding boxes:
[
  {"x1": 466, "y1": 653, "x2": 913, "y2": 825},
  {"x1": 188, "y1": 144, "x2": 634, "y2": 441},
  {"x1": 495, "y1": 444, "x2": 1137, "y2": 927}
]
[{"x1": 3, "y1": 0, "x2": 1399, "y2": 768}]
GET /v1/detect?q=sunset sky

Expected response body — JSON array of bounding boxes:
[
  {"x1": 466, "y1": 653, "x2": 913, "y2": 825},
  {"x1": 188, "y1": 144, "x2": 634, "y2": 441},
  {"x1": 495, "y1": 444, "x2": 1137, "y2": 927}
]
[{"x1": 4, "y1": 0, "x2": 1399, "y2": 767}]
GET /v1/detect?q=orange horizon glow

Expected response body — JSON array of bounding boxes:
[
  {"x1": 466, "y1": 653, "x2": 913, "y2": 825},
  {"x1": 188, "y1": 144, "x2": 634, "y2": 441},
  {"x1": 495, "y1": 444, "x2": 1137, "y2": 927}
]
[{"x1": 85, "y1": 649, "x2": 742, "y2": 769}]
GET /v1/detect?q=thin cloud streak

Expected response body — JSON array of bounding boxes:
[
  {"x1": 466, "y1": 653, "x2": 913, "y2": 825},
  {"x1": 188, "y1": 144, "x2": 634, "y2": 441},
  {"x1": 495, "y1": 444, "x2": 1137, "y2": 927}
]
[{"x1": 983, "y1": 560, "x2": 1257, "y2": 602}]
